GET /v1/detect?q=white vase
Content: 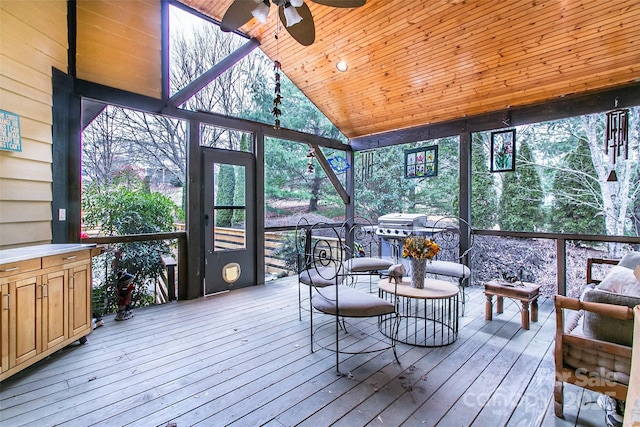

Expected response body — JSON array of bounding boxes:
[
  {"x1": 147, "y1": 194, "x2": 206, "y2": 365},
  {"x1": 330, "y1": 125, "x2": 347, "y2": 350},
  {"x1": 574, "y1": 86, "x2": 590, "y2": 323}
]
[{"x1": 410, "y1": 258, "x2": 426, "y2": 289}]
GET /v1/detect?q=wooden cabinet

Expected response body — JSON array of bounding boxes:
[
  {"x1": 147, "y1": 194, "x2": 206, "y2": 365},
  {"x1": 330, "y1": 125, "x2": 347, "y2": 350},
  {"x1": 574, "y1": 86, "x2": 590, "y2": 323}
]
[
  {"x1": 0, "y1": 283, "x2": 7, "y2": 374},
  {"x1": 0, "y1": 244, "x2": 100, "y2": 382},
  {"x1": 68, "y1": 261, "x2": 91, "y2": 338}
]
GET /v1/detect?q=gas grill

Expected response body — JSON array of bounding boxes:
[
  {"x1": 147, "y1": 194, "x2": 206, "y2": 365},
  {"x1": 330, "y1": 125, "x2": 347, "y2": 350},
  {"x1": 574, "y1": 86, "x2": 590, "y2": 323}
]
[{"x1": 375, "y1": 213, "x2": 429, "y2": 238}]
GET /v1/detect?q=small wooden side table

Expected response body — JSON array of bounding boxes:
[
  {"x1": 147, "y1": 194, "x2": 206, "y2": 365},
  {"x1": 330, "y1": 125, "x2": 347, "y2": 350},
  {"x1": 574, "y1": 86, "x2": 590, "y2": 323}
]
[{"x1": 484, "y1": 280, "x2": 541, "y2": 330}]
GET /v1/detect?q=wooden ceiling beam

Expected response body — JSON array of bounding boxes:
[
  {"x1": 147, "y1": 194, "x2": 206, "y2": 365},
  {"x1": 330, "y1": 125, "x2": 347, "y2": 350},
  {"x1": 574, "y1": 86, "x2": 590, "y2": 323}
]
[
  {"x1": 170, "y1": 37, "x2": 260, "y2": 107},
  {"x1": 350, "y1": 82, "x2": 640, "y2": 150}
]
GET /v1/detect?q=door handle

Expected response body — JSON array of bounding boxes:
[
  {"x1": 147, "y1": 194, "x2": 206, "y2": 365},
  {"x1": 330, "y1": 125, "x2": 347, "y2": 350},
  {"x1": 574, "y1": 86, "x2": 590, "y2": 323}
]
[{"x1": 205, "y1": 214, "x2": 209, "y2": 226}]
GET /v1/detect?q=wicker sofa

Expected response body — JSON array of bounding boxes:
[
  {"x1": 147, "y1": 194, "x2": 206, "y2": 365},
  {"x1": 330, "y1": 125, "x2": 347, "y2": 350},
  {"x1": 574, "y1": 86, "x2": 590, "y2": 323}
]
[{"x1": 554, "y1": 252, "x2": 640, "y2": 418}]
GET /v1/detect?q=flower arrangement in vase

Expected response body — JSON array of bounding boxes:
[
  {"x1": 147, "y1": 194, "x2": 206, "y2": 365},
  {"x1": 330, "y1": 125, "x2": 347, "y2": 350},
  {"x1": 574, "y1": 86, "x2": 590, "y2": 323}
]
[{"x1": 402, "y1": 235, "x2": 440, "y2": 288}]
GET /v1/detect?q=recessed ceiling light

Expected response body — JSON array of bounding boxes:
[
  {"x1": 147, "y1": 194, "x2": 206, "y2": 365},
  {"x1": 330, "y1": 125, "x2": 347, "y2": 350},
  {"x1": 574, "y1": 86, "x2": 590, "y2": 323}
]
[{"x1": 336, "y1": 60, "x2": 348, "y2": 72}]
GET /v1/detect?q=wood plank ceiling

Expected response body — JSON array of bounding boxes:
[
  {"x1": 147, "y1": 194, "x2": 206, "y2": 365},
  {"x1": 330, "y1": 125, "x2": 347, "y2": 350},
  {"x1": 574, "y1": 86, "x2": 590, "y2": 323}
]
[{"x1": 181, "y1": 0, "x2": 640, "y2": 140}]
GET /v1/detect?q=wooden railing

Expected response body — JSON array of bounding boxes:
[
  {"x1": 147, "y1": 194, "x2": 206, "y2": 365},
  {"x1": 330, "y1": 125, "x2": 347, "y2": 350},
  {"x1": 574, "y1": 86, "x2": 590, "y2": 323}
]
[
  {"x1": 473, "y1": 229, "x2": 640, "y2": 295},
  {"x1": 82, "y1": 232, "x2": 187, "y2": 301},
  {"x1": 82, "y1": 226, "x2": 640, "y2": 300}
]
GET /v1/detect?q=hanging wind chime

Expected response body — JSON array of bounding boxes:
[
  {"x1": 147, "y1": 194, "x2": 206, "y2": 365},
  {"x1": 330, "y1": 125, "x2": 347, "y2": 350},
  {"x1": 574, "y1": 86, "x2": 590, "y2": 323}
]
[
  {"x1": 604, "y1": 101, "x2": 629, "y2": 182},
  {"x1": 361, "y1": 150, "x2": 374, "y2": 182}
]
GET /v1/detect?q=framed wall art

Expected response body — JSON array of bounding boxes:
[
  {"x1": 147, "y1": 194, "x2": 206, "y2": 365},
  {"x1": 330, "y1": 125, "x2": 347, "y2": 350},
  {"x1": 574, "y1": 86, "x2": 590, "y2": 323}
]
[
  {"x1": 0, "y1": 110, "x2": 22, "y2": 152},
  {"x1": 490, "y1": 129, "x2": 516, "y2": 172},
  {"x1": 405, "y1": 145, "x2": 438, "y2": 179}
]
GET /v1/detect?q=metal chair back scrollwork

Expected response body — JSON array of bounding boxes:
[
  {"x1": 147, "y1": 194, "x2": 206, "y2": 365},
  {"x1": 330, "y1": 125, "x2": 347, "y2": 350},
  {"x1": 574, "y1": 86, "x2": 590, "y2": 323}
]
[
  {"x1": 340, "y1": 216, "x2": 394, "y2": 291},
  {"x1": 425, "y1": 216, "x2": 474, "y2": 314},
  {"x1": 298, "y1": 220, "x2": 400, "y2": 374}
]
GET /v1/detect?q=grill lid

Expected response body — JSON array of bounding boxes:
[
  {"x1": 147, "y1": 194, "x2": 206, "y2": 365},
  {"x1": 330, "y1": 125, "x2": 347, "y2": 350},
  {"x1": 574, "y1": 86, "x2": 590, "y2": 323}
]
[{"x1": 376, "y1": 213, "x2": 428, "y2": 237}]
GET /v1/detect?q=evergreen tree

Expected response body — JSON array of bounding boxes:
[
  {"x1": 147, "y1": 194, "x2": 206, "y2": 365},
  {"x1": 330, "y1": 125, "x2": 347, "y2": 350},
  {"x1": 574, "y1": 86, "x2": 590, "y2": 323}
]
[
  {"x1": 498, "y1": 142, "x2": 543, "y2": 231},
  {"x1": 413, "y1": 138, "x2": 459, "y2": 216},
  {"x1": 215, "y1": 164, "x2": 235, "y2": 227},
  {"x1": 549, "y1": 137, "x2": 605, "y2": 234},
  {"x1": 471, "y1": 133, "x2": 499, "y2": 229},
  {"x1": 232, "y1": 135, "x2": 249, "y2": 225},
  {"x1": 354, "y1": 145, "x2": 412, "y2": 220}
]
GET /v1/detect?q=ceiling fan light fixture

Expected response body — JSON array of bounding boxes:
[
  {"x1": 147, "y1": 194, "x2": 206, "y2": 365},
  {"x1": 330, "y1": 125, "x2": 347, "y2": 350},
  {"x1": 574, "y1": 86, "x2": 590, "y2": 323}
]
[
  {"x1": 283, "y1": 3, "x2": 303, "y2": 27},
  {"x1": 290, "y1": 0, "x2": 304, "y2": 7},
  {"x1": 251, "y1": 0, "x2": 271, "y2": 23},
  {"x1": 336, "y1": 60, "x2": 348, "y2": 72}
]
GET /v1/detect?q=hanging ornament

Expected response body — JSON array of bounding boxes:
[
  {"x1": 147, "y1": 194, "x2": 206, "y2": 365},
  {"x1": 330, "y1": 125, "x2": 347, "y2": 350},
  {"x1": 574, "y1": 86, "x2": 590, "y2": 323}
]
[
  {"x1": 604, "y1": 101, "x2": 629, "y2": 182},
  {"x1": 306, "y1": 147, "x2": 315, "y2": 174},
  {"x1": 273, "y1": 59, "x2": 282, "y2": 129},
  {"x1": 327, "y1": 155, "x2": 350, "y2": 173},
  {"x1": 272, "y1": 20, "x2": 282, "y2": 130}
]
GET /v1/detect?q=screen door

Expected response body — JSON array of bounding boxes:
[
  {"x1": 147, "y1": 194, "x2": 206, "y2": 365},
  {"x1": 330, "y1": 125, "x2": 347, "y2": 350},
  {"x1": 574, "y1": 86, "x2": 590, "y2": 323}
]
[{"x1": 202, "y1": 147, "x2": 256, "y2": 294}]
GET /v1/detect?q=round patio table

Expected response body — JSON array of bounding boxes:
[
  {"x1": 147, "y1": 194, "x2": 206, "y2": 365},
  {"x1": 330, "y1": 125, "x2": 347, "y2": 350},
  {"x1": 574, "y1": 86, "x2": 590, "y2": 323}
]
[{"x1": 378, "y1": 278, "x2": 459, "y2": 347}]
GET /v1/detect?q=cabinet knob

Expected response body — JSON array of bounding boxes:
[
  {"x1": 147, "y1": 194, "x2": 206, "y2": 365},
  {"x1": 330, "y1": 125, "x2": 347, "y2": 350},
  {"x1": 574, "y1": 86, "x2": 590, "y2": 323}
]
[
  {"x1": 64, "y1": 256, "x2": 77, "y2": 261},
  {"x1": 1, "y1": 267, "x2": 19, "y2": 272}
]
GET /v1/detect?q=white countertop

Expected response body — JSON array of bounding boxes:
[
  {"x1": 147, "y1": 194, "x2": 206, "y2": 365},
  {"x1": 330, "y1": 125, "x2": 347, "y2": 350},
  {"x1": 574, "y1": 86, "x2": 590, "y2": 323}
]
[{"x1": 0, "y1": 243, "x2": 97, "y2": 264}]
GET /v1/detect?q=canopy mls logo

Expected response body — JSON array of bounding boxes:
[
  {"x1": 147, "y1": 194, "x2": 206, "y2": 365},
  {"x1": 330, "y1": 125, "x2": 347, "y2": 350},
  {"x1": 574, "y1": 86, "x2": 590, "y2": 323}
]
[{"x1": 557, "y1": 368, "x2": 621, "y2": 388}]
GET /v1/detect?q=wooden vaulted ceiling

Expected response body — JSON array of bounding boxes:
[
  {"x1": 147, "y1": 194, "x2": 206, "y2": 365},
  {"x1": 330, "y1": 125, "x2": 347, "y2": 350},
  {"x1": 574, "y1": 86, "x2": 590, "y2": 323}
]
[{"x1": 181, "y1": 0, "x2": 640, "y2": 141}]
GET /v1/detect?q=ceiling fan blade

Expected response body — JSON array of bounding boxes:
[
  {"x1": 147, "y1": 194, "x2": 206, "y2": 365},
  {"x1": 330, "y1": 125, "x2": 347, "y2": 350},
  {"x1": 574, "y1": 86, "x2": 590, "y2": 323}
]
[
  {"x1": 220, "y1": 0, "x2": 256, "y2": 32},
  {"x1": 279, "y1": 3, "x2": 315, "y2": 46},
  {"x1": 310, "y1": 0, "x2": 366, "y2": 7}
]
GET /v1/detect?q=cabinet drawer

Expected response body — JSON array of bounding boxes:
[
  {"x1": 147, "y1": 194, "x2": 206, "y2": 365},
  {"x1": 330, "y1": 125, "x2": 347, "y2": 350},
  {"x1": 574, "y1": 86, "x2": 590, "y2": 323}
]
[
  {"x1": 0, "y1": 258, "x2": 41, "y2": 278},
  {"x1": 42, "y1": 251, "x2": 89, "y2": 269}
]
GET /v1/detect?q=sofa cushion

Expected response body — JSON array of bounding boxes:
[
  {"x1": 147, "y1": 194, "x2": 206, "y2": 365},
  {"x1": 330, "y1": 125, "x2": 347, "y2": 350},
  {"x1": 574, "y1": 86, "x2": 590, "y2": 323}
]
[
  {"x1": 581, "y1": 288, "x2": 640, "y2": 347},
  {"x1": 597, "y1": 265, "x2": 640, "y2": 297},
  {"x1": 618, "y1": 251, "x2": 640, "y2": 269}
]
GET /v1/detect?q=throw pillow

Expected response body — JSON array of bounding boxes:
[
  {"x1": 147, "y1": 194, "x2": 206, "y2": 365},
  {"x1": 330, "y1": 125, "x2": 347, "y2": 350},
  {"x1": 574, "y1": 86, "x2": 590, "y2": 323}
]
[
  {"x1": 618, "y1": 251, "x2": 640, "y2": 269},
  {"x1": 597, "y1": 265, "x2": 640, "y2": 297}
]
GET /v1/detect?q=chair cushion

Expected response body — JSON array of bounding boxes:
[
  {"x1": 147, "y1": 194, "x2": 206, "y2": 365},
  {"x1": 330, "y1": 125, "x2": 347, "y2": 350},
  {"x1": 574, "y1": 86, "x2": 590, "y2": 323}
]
[
  {"x1": 424, "y1": 260, "x2": 470, "y2": 279},
  {"x1": 343, "y1": 257, "x2": 393, "y2": 273},
  {"x1": 582, "y1": 288, "x2": 640, "y2": 347},
  {"x1": 311, "y1": 285, "x2": 395, "y2": 317},
  {"x1": 299, "y1": 266, "x2": 343, "y2": 287},
  {"x1": 563, "y1": 340, "x2": 631, "y2": 386}
]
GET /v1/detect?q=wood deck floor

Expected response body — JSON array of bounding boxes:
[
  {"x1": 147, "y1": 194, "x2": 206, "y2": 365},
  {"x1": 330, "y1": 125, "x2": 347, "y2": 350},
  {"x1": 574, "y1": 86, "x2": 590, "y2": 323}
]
[{"x1": 0, "y1": 277, "x2": 610, "y2": 427}]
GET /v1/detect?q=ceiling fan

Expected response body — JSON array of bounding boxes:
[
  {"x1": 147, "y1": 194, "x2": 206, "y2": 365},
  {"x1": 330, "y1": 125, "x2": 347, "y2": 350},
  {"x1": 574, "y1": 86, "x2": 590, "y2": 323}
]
[{"x1": 220, "y1": 0, "x2": 366, "y2": 46}]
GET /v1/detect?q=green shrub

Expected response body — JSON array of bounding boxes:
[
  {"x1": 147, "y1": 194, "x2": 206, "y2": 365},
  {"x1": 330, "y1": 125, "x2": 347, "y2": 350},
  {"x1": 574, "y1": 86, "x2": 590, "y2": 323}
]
[{"x1": 83, "y1": 171, "x2": 178, "y2": 314}]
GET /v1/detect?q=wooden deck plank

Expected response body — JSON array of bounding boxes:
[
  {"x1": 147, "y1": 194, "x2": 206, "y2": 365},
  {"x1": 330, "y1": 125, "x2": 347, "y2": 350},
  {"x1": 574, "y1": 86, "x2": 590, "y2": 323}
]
[
  {"x1": 0, "y1": 277, "x2": 609, "y2": 427},
  {"x1": 1, "y1": 287, "x2": 299, "y2": 423},
  {"x1": 356, "y1": 297, "x2": 523, "y2": 426},
  {"x1": 438, "y1": 297, "x2": 555, "y2": 426}
]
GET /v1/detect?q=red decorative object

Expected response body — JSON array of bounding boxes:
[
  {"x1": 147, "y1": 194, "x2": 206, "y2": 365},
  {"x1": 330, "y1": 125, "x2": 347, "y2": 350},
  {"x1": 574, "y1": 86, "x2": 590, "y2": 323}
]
[{"x1": 115, "y1": 270, "x2": 135, "y2": 321}]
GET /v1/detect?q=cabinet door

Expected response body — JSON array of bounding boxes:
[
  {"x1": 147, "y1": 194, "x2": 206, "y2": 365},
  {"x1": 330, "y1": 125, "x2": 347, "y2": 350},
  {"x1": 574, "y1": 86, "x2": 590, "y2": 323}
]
[
  {"x1": 1, "y1": 284, "x2": 8, "y2": 374},
  {"x1": 42, "y1": 270, "x2": 68, "y2": 351},
  {"x1": 69, "y1": 262, "x2": 91, "y2": 337},
  {"x1": 10, "y1": 276, "x2": 42, "y2": 367}
]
